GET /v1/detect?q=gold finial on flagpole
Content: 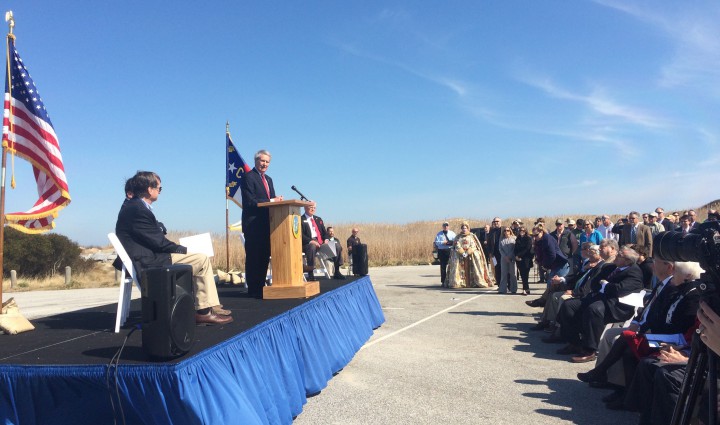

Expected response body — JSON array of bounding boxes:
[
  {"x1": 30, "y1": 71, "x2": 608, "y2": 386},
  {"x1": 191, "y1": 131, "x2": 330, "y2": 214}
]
[{"x1": 5, "y1": 11, "x2": 14, "y2": 36}]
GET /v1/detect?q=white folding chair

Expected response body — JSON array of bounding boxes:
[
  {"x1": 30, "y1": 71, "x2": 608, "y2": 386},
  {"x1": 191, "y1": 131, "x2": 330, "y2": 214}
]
[
  {"x1": 315, "y1": 250, "x2": 333, "y2": 278},
  {"x1": 108, "y1": 233, "x2": 141, "y2": 333}
]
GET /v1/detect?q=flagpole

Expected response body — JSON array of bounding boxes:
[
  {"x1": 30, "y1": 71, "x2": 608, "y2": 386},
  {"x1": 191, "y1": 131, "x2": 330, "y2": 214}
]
[
  {"x1": 0, "y1": 11, "x2": 14, "y2": 301},
  {"x1": 225, "y1": 121, "x2": 230, "y2": 272}
]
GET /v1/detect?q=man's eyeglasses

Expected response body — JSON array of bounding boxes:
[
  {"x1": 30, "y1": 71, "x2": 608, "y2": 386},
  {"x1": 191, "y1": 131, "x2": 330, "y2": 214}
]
[{"x1": 157, "y1": 186, "x2": 162, "y2": 193}]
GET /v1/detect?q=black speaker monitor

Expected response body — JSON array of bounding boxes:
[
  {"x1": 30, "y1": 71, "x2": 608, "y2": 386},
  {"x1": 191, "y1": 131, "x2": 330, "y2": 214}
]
[
  {"x1": 141, "y1": 264, "x2": 195, "y2": 359},
  {"x1": 352, "y1": 243, "x2": 369, "y2": 276}
]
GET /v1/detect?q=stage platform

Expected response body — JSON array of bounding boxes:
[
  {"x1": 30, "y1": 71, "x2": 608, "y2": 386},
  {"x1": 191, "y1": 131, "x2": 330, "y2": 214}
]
[{"x1": 0, "y1": 275, "x2": 385, "y2": 424}]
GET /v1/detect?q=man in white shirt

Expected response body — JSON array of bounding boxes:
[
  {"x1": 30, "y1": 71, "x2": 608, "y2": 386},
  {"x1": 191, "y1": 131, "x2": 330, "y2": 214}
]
[
  {"x1": 597, "y1": 215, "x2": 617, "y2": 240},
  {"x1": 435, "y1": 222, "x2": 456, "y2": 286}
]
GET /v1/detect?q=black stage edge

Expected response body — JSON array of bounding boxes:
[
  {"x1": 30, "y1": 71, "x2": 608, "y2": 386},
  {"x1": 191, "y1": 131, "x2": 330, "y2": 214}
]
[{"x1": 0, "y1": 277, "x2": 360, "y2": 365}]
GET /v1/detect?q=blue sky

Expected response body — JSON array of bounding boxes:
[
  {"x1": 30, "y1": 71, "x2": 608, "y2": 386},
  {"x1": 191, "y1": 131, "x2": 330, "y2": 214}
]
[{"x1": 2, "y1": 1, "x2": 719, "y2": 246}]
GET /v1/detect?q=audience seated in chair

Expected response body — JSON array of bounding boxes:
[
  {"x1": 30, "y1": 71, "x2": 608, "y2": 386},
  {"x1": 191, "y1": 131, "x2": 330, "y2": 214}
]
[
  {"x1": 577, "y1": 260, "x2": 703, "y2": 412},
  {"x1": 113, "y1": 171, "x2": 232, "y2": 325},
  {"x1": 301, "y1": 202, "x2": 344, "y2": 280},
  {"x1": 555, "y1": 244, "x2": 643, "y2": 363}
]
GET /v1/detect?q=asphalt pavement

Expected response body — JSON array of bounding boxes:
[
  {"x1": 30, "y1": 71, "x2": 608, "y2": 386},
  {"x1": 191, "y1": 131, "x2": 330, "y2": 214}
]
[
  {"x1": 294, "y1": 265, "x2": 639, "y2": 425},
  {"x1": 2, "y1": 265, "x2": 639, "y2": 424}
]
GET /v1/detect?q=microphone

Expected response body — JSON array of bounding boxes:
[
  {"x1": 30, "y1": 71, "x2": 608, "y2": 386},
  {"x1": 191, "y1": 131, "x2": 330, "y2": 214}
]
[{"x1": 291, "y1": 185, "x2": 309, "y2": 201}]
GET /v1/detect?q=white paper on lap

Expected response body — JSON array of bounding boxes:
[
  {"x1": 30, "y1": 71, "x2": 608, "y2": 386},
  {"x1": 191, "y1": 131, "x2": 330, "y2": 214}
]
[{"x1": 179, "y1": 233, "x2": 214, "y2": 257}]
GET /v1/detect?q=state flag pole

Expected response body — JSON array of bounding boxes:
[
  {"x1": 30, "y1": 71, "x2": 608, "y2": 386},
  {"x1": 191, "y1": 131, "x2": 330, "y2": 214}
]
[{"x1": 225, "y1": 121, "x2": 230, "y2": 271}]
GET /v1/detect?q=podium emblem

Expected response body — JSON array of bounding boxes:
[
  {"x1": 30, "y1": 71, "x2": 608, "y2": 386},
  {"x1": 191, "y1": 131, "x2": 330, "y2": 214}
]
[{"x1": 292, "y1": 215, "x2": 300, "y2": 238}]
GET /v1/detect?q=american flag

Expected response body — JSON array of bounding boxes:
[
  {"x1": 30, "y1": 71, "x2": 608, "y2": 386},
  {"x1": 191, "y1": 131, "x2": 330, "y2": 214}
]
[
  {"x1": 2, "y1": 37, "x2": 70, "y2": 233},
  {"x1": 226, "y1": 132, "x2": 251, "y2": 207}
]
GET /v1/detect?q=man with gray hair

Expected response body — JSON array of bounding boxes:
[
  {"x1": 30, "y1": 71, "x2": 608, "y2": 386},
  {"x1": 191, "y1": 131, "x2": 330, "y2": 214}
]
[
  {"x1": 556, "y1": 244, "x2": 644, "y2": 362},
  {"x1": 241, "y1": 150, "x2": 283, "y2": 298}
]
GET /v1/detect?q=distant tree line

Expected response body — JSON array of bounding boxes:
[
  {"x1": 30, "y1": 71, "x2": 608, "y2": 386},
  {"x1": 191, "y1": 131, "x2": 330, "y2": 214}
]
[{"x1": 2, "y1": 228, "x2": 93, "y2": 277}]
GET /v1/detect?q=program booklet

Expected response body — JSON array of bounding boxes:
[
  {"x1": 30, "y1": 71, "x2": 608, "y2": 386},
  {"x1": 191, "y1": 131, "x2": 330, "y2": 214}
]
[{"x1": 179, "y1": 233, "x2": 214, "y2": 258}]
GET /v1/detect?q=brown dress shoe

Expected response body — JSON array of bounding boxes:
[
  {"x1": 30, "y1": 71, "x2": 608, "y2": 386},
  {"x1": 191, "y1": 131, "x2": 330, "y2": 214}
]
[
  {"x1": 212, "y1": 306, "x2": 232, "y2": 316},
  {"x1": 571, "y1": 351, "x2": 597, "y2": 363},
  {"x1": 196, "y1": 311, "x2": 234, "y2": 325}
]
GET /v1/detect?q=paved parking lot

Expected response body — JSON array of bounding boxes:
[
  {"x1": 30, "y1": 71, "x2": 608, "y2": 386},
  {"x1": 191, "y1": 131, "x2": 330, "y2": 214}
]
[{"x1": 294, "y1": 265, "x2": 638, "y2": 425}]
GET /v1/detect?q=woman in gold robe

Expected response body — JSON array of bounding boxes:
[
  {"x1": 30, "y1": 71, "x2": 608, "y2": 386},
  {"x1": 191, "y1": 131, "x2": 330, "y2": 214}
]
[{"x1": 445, "y1": 222, "x2": 492, "y2": 288}]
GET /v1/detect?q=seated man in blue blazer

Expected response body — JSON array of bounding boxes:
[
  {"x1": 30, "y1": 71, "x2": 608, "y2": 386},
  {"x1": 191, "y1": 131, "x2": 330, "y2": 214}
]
[{"x1": 114, "y1": 171, "x2": 232, "y2": 325}]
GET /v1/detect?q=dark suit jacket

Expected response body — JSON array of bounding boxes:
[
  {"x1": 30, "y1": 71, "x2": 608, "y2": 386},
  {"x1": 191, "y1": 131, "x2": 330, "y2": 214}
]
[
  {"x1": 637, "y1": 280, "x2": 701, "y2": 335},
  {"x1": 301, "y1": 214, "x2": 327, "y2": 247},
  {"x1": 487, "y1": 228, "x2": 501, "y2": 257},
  {"x1": 537, "y1": 233, "x2": 568, "y2": 270},
  {"x1": 620, "y1": 224, "x2": 653, "y2": 256},
  {"x1": 660, "y1": 218, "x2": 674, "y2": 232},
  {"x1": 114, "y1": 197, "x2": 187, "y2": 273},
  {"x1": 588, "y1": 263, "x2": 644, "y2": 322},
  {"x1": 240, "y1": 168, "x2": 276, "y2": 235}
]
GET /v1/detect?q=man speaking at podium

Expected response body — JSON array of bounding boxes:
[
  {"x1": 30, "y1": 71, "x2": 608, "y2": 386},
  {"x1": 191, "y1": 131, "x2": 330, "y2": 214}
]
[{"x1": 240, "y1": 150, "x2": 283, "y2": 298}]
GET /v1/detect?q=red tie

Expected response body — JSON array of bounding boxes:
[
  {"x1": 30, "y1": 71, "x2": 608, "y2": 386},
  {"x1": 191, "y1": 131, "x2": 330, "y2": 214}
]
[
  {"x1": 311, "y1": 217, "x2": 323, "y2": 244},
  {"x1": 260, "y1": 173, "x2": 270, "y2": 198}
]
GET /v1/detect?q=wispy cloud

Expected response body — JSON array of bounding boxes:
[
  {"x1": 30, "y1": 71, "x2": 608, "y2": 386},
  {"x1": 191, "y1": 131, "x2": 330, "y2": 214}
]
[
  {"x1": 520, "y1": 76, "x2": 667, "y2": 128},
  {"x1": 556, "y1": 180, "x2": 598, "y2": 190},
  {"x1": 594, "y1": 0, "x2": 720, "y2": 93},
  {"x1": 334, "y1": 41, "x2": 470, "y2": 97}
]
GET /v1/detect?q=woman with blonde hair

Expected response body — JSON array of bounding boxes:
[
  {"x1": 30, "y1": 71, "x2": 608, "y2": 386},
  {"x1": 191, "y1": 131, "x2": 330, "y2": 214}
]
[{"x1": 446, "y1": 222, "x2": 492, "y2": 288}]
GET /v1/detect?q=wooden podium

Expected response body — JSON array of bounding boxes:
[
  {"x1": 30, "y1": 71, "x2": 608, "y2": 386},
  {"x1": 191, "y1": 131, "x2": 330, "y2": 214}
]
[{"x1": 257, "y1": 199, "x2": 320, "y2": 299}]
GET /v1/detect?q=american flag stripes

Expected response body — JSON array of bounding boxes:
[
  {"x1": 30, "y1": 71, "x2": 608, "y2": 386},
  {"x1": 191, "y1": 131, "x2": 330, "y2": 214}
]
[{"x1": 2, "y1": 36, "x2": 70, "y2": 233}]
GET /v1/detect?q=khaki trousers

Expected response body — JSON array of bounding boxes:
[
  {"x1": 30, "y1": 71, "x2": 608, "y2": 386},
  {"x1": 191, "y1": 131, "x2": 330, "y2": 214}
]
[
  {"x1": 595, "y1": 326, "x2": 627, "y2": 386},
  {"x1": 171, "y1": 253, "x2": 220, "y2": 310}
]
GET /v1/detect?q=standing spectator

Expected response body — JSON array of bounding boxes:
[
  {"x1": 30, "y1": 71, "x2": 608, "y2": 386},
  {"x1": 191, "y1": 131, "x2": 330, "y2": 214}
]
[
  {"x1": 446, "y1": 222, "x2": 492, "y2": 288},
  {"x1": 655, "y1": 207, "x2": 674, "y2": 232},
  {"x1": 594, "y1": 216, "x2": 603, "y2": 229},
  {"x1": 620, "y1": 211, "x2": 653, "y2": 257},
  {"x1": 597, "y1": 215, "x2": 617, "y2": 240},
  {"x1": 707, "y1": 209, "x2": 720, "y2": 222},
  {"x1": 678, "y1": 215, "x2": 692, "y2": 236},
  {"x1": 688, "y1": 209, "x2": 699, "y2": 229},
  {"x1": 551, "y1": 219, "x2": 578, "y2": 273},
  {"x1": 646, "y1": 212, "x2": 664, "y2": 236},
  {"x1": 434, "y1": 222, "x2": 456, "y2": 286},
  {"x1": 568, "y1": 219, "x2": 582, "y2": 241},
  {"x1": 498, "y1": 227, "x2": 518, "y2": 294},
  {"x1": 515, "y1": 226, "x2": 534, "y2": 295},
  {"x1": 641, "y1": 213, "x2": 649, "y2": 225},
  {"x1": 347, "y1": 227, "x2": 361, "y2": 255},
  {"x1": 511, "y1": 220, "x2": 522, "y2": 236},
  {"x1": 538, "y1": 225, "x2": 570, "y2": 284},
  {"x1": 480, "y1": 224, "x2": 491, "y2": 268},
  {"x1": 487, "y1": 217, "x2": 503, "y2": 284},
  {"x1": 580, "y1": 221, "x2": 604, "y2": 246}
]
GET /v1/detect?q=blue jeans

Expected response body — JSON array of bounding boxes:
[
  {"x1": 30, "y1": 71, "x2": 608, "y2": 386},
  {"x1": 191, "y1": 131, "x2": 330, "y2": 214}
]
[{"x1": 546, "y1": 262, "x2": 570, "y2": 286}]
